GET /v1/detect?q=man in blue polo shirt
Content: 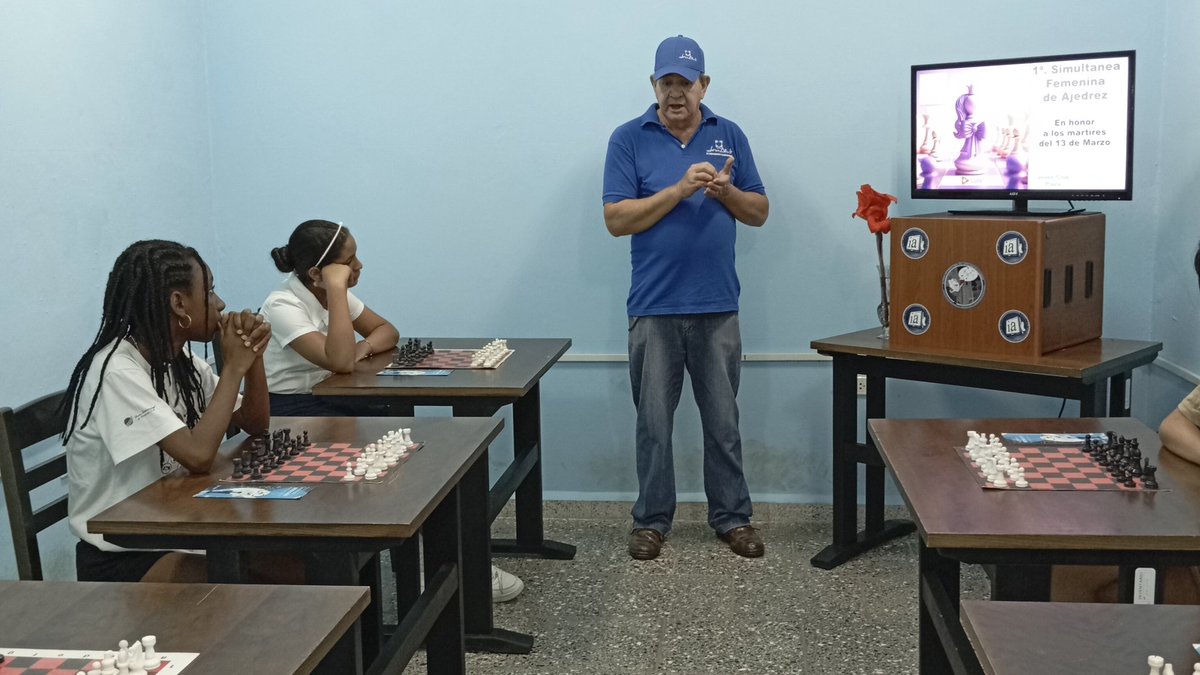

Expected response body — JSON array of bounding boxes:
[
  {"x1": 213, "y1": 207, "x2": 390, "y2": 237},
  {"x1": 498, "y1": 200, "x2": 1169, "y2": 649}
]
[{"x1": 603, "y1": 35, "x2": 769, "y2": 561}]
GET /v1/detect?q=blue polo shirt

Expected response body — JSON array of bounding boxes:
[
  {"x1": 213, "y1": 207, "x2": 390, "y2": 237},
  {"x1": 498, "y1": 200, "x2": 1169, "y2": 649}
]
[{"x1": 604, "y1": 103, "x2": 765, "y2": 317}]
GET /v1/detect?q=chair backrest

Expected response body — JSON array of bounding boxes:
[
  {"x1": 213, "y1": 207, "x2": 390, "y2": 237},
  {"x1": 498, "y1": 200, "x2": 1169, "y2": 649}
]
[{"x1": 0, "y1": 391, "x2": 68, "y2": 580}]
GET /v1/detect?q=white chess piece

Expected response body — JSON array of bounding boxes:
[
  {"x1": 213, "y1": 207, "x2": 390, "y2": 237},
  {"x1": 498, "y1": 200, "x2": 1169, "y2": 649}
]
[
  {"x1": 142, "y1": 635, "x2": 160, "y2": 669},
  {"x1": 1164, "y1": 664, "x2": 1176, "y2": 675},
  {"x1": 127, "y1": 640, "x2": 146, "y2": 675},
  {"x1": 1149, "y1": 656, "x2": 1165, "y2": 675}
]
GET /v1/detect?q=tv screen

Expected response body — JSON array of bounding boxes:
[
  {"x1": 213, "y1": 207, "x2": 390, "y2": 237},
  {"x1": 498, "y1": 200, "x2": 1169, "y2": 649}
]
[{"x1": 912, "y1": 50, "x2": 1134, "y2": 213}]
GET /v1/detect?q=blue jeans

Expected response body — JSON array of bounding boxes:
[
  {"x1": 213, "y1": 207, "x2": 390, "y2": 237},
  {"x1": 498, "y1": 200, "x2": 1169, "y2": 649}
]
[{"x1": 628, "y1": 312, "x2": 752, "y2": 535}]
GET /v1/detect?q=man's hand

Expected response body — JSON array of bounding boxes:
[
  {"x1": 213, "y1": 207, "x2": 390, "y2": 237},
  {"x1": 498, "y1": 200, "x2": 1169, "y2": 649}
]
[
  {"x1": 704, "y1": 156, "x2": 734, "y2": 199},
  {"x1": 676, "y1": 162, "x2": 718, "y2": 198}
]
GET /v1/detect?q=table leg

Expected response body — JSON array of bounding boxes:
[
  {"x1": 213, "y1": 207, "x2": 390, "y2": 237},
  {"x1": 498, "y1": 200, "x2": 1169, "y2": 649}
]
[
  {"x1": 307, "y1": 552, "x2": 382, "y2": 664},
  {"x1": 459, "y1": 446, "x2": 534, "y2": 654},
  {"x1": 1079, "y1": 381, "x2": 1108, "y2": 417},
  {"x1": 864, "y1": 373, "x2": 887, "y2": 533},
  {"x1": 313, "y1": 619, "x2": 363, "y2": 675},
  {"x1": 422, "y1": 485, "x2": 466, "y2": 675},
  {"x1": 811, "y1": 357, "x2": 914, "y2": 570},
  {"x1": 460, "y1": 385, "x2": 575, "y2": 560},
  {"x1": 918, "y1": 540, "x2": 981, "y2": 675},
  {"x1": 390, "y1": 538, "x2": 421, "y2": 620},
  {"x1": 1108, "y1": 372, "x2": 1131, "y2": 417}
]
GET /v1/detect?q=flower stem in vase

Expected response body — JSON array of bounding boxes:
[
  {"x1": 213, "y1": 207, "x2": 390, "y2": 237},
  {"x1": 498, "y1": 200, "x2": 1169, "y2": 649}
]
[{"x1": 875, "y1": 232, "x2": 890, "y2": 338}]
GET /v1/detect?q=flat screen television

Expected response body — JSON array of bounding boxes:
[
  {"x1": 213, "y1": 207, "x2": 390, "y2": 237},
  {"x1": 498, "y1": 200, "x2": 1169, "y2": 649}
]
[{"x1": 912, "y1": 50, "x2": 1134, "y2": 215}]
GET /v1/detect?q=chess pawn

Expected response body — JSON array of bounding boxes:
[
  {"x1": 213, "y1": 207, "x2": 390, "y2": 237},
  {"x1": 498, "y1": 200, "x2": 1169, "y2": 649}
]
[{"x1": 1164, "y1": 664, "x2": 1175, "y2": 675}]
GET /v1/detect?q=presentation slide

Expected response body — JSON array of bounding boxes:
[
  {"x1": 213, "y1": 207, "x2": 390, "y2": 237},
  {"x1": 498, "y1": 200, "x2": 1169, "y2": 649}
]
[{"x1": 914, "y1": 54, "x2": 1130, "y2": 192}]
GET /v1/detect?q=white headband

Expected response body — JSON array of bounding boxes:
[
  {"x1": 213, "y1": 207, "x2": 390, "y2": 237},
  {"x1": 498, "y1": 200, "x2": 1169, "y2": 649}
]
[{"x1": 313, "y1": 222, "x2": 344, "y2": 268}]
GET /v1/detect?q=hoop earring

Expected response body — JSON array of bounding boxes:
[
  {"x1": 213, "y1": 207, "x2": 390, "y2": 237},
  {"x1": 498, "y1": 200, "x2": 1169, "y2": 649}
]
[{"x1": 177, "y1": 314, "x2": 193, "y2": 329}]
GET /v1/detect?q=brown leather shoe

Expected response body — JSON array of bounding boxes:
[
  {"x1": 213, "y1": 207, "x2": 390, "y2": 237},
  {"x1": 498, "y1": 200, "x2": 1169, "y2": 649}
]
[
  {"x1": 628, "y1": 528, "x2": 664, "y2": 560},
  {"x1": 718, "y1": 525, "x2": 765, "y2": 558}
]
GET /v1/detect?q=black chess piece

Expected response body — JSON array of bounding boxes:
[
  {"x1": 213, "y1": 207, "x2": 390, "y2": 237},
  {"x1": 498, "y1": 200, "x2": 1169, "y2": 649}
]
[
  {"x1": 250, "y1": 460, "x2": 263, "y2": 480},
  {"x1": 1142, "y1": 461, "x2": 1159, "y2": 490},
  {"x1": 232, "y1": 458, "x2": 243, "y2": 479},
  {"x1": 301, "y1": 430, "x2": 309, "y2": 447}
]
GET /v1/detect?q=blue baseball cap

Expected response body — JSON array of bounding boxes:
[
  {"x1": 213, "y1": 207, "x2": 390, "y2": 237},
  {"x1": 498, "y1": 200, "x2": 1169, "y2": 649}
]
[{"x1": 653, "y1": 35, "x2": 704, "y2": 82}]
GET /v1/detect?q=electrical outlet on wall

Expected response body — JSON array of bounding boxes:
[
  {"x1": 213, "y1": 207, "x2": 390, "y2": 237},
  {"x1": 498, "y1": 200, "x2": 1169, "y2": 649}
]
[{"x1": 856, "y1": 375, "x2": 868, "y2": 396}]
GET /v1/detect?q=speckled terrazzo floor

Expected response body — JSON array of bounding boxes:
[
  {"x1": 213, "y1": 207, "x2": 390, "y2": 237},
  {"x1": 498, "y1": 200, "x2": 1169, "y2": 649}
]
[{"x1": 393, "y1": 501, "x2": 989, "y2": 674}]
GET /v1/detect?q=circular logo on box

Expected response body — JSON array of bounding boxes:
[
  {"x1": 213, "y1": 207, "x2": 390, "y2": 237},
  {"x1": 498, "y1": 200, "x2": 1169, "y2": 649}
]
[
  {"x1": 998, "y1": 310, "x2": 1031, "y2": 343},
  {"x1": 900, "y1": 228, "x2": 930, "y2": 260},
  {"x1": 902, "y1": 304, "x2": 931, "y2": 335},
  {"x1": 996, "y1": 231, "x2": 1029, "y2": 265},
  {"x1": 942, "y1": 262, "x2": 986, "y2": 309}
]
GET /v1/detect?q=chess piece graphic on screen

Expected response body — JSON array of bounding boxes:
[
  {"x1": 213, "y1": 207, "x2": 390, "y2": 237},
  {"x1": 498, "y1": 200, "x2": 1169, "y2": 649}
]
[
  {"x1": 1003, "y1": 130, "x2": 1028, "y2": 189},
  {"x1": 918, "y1": 113, "x2": 933, "y2": 154},
  {"x1": 952, "y1": 85, "x2": 987, "y2": 175}
]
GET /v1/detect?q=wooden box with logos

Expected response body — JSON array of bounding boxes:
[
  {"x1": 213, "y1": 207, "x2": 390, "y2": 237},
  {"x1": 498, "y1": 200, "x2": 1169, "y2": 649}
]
[{"x1": 887, "y1": 212, "x2": 1105, "y2": 357}]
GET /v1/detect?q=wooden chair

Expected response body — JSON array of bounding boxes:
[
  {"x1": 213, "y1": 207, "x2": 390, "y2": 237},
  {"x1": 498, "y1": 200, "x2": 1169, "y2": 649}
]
[{"x1": 0, "y1": 391, "x2": 68, "y2": 580}]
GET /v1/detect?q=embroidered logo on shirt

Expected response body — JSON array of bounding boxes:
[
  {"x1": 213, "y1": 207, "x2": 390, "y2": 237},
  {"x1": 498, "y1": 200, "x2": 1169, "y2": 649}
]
[
  {"x1": 124, "y1": 405, "x2": 157, "y2": 426},
  {"x1": 705, "y1": 139, "x2": 733, "y2": 158}
]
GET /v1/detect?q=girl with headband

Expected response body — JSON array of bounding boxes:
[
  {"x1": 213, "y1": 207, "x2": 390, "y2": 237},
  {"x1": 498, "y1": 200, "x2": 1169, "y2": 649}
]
[{"x1": 260, "y1": 219, "x2": 400, "y2": 416}]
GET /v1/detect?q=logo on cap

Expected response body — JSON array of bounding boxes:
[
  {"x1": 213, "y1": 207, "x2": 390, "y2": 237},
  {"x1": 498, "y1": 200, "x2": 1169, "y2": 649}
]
[{"x1": 680, "y1": 50, "x2": 697, "y2": 61}]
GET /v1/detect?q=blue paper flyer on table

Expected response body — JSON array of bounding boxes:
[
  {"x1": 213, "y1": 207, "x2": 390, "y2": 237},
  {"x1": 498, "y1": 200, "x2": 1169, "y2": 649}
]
[
  {"x1": 195, "y1": 485, "x2": 312, "y2": 500},
  {"x1": 1000, "y1": 433, "x2": 1106, "y2": 445}
]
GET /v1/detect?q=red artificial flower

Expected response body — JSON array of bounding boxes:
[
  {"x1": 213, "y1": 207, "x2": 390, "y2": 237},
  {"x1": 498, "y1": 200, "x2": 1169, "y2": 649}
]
[{"x1": 852, "y1": 184, "x2": 899, "y2": 235}]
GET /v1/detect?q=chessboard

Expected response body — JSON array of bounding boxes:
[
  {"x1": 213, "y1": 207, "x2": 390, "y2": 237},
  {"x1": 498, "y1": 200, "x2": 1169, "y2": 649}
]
[
  {"x1": 221, "y1": 427, "x2": 422, "y2": 484},
  {"x1": 958, "y1": 430, "x2": 1162, "y2": 492},
  {"x1": 0, "y1": 647, "x2": 197, "y2": 674},
  {"x1": 385, "y1": 338, "x2": 513, "y2": 370}
]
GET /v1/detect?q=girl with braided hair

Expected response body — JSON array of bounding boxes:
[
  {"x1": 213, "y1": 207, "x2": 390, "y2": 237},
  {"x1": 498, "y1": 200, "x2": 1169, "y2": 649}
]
[
  {"x1": 260, "y1": 219, "x2": 399, "y2": 416},
  {"x1": 62, "y1": 240, "x2": 271, "y2": 582}
]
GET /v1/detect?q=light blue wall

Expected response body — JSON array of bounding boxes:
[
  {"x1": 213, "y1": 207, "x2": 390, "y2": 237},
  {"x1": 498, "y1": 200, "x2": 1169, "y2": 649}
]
[
  {"x1": 2, "y1": 0, "x2": 1193, "y2": 580},
  {"x1": 0, "y1": 2, "x2": 215, "y2": 578},
  {"x1": 1152, "y1": 0, "x2": 1200, "y2": 379}
]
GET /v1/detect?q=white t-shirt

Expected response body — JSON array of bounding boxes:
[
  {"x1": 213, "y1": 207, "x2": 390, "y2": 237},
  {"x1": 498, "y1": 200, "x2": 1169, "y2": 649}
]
[
  {"x1": 260, "y1": 273, "x2": 365, "y2": 394},
  {"x1": 66, "y1": 339, "x2": 239, "y2": 552}
]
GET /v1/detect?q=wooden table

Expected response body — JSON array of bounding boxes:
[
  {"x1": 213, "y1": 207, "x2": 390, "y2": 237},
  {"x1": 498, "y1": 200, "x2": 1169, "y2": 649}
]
[
  {"x1": 314, "y1": 337, "x2": 572, "y2": 559},
  {"x1": 869, "y1": 417, "x2": 1200, "y2": 675},
  {"x1": 315, "y1": 337, "x2": 572, "y2": 653},
  {"x1": 809, "y1": 329, "x2": 1162, "y2": 570},
  {"x1": 0, "y1": 581, "x2": 367, "y2": 674},
  {"x1": 961, "y1": 600, "x2": 1200, "y2": 674},
  {"x1": 90, "y1": 416, "x2": 504, "y2": 675}
]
